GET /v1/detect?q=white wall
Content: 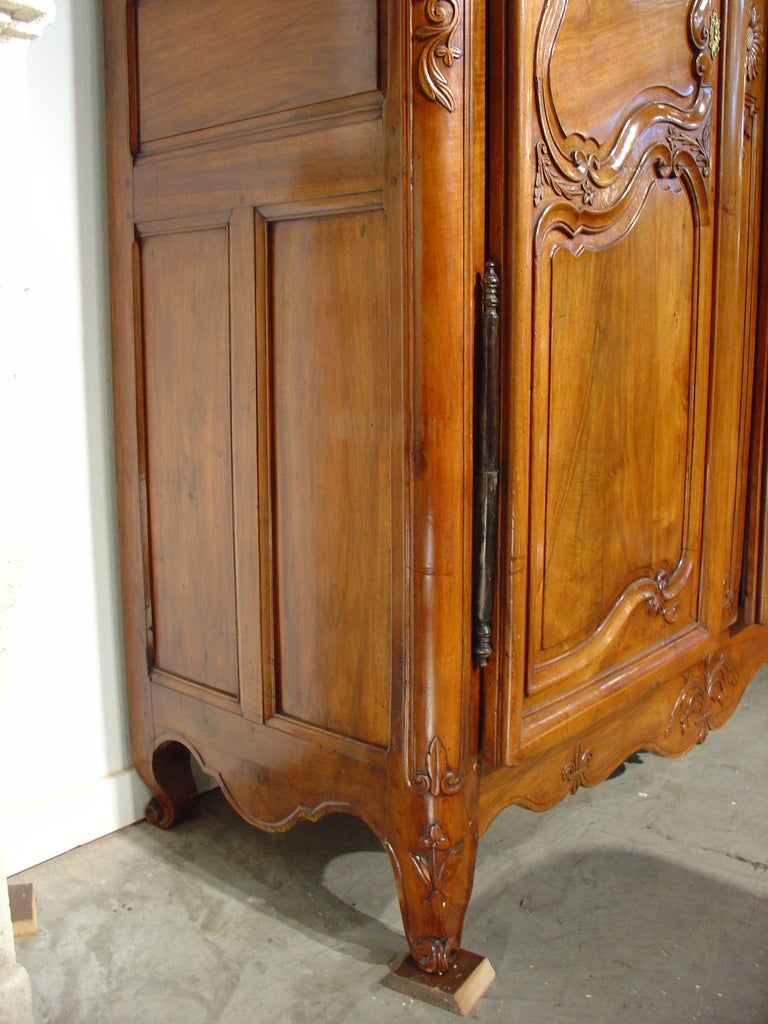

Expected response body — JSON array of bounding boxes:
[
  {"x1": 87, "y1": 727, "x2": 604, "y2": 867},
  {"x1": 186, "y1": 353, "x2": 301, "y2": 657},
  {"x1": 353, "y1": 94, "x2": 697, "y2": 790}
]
[{"x1": 0, "y1": 0, "x2": 150, "y2": 877}]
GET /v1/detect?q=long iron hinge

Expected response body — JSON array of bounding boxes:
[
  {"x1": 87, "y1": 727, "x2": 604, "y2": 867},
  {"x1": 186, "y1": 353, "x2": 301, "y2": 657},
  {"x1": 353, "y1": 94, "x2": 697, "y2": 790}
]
[{"x1": 472, "y1": 261, "x2": 501, "y2": 668}]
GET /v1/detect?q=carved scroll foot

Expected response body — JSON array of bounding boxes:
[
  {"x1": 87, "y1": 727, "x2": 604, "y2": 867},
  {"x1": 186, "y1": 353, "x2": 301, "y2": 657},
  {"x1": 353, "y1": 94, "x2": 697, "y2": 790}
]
[
  {"x1": 144, "y1": 741, "x2": 198, "y2": 829},
  {"x1": 385, "y1": 819, "x2": 478, "y2": 973},
  {"x1": 387, "y1": 948, "x2": 496, "y2": 1016},
  {"x1": 384, "y1": 761, "x2": 489, "y2": 990}
]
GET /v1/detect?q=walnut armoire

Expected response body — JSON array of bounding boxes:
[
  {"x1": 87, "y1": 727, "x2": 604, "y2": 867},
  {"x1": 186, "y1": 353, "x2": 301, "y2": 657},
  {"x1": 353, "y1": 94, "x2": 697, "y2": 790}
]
[{"x1": 104, "y1": 0, "x2": 768, "y2": 997}]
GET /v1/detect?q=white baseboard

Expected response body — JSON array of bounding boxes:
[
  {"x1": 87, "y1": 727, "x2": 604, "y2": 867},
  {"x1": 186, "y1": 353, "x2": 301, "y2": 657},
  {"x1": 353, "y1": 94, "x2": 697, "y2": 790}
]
[{"x1": 4, "y1": 767, "x2": 151, "y2": 877}]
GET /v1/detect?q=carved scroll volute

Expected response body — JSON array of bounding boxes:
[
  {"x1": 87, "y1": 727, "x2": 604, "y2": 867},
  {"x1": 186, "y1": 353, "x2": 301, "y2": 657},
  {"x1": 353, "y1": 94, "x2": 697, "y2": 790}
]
[
  {"x1": 532, "y1": 0, "x2": 718, "y2": 212},
  {"x1": 413, "y1": 0, "x2": 463, "y2": 112}
]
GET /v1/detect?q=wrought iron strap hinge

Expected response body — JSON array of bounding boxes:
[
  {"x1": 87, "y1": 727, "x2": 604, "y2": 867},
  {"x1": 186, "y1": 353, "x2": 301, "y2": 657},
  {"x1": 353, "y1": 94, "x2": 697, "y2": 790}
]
[{"x1": 472, "y1": 262, "x2": 501, "y2": 668}]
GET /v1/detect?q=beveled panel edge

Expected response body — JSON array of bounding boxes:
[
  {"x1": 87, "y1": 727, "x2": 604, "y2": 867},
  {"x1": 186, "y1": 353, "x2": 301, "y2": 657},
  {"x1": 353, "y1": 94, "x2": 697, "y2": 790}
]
[
  {"x1": 134, "y1": 210, "x2": 233, "y2": 238},
  {"x1": 256, "y1": 190, "x2": 385, "y2": 223},
  {"x1": 521, "y1": 623, "x2": 709, "y2": 750},
  {"x1": 135, "y1": 0, "x2": 381, "y2": 148},
  {"x1": 133, "y1": 117, "x2": 385, "y2": 225},
  {"x1": 136, "y1": 91, "x2": 385, "y2": 159},
  {"x1": 151, "y1": 669, "x2": 243, "y2": 716},
  {"x1": 262, "y1": 712, "x2": 389, "y2": 765}
]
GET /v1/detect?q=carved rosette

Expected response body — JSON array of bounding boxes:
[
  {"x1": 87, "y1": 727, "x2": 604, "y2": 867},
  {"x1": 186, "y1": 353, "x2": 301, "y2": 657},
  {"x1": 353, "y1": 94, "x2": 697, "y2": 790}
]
[
  {"x1": 562, "y1": 741, "x2": 594, "y2": 795},
  {"x1": 746, "y1": 5, "x2": 764, "y2": 81},
  {"x1": 665, "y1": 651, "x2": 740, "y2": 743},
  {"x1": 414, "y1": 0, "x2": 462, "y2": 112},
  {"x1": 413, "y1": 735, "x2": 462, "y2": 796}
]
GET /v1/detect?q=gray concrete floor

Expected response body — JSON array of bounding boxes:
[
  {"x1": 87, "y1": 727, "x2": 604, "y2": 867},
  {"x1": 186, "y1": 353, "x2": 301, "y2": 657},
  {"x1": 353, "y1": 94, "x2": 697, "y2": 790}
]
[{"x1": 11, "y1": 672, "x2": 768, "y2": 1024}]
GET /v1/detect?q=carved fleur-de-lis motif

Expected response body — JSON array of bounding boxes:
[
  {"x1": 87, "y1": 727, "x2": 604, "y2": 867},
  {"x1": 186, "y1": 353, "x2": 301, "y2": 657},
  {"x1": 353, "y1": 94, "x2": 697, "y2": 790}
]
[
  {"x1": 414, "y1": 0, "x2": 462, "y2": 112},
  {"x1": 410, "y1": 823, "x2": 465, "y2": 909},
  {"x1": 666, "y1": 651, "x2": 739, "y2": 744},
  {"x1": 562, "y1": 741, "x2": 594, "y2": 795},
  {"x1": 413, "y1": 736, "x2": 462, "y2": 796}
]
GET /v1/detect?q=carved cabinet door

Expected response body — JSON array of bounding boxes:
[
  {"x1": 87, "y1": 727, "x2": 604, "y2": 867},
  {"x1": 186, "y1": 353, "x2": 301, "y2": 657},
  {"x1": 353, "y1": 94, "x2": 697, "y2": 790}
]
[{"x1": 486, "y1": 0, "x2": 766, "y2": 764}]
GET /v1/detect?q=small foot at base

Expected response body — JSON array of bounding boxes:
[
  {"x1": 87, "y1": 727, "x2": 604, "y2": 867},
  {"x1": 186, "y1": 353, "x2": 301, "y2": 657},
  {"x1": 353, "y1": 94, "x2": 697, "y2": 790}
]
[{"x1": 385, "y1": 950, "x2": 495, "y2": 1016}]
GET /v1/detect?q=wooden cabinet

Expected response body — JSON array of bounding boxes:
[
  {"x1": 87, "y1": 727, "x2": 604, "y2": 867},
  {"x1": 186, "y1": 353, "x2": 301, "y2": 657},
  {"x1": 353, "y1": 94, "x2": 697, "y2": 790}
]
[{"x1": 104, "y1": 0, "x2": 768, "y2": 984}]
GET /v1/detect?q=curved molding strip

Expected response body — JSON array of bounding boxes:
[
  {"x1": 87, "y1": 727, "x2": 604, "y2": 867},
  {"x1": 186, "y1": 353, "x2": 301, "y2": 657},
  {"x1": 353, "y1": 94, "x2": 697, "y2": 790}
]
[
  {"x1": 536, "y1": 552, "x2": 695, "y2": 685},
  {"x1": 414, "y1": 0, "x2": 462, "y2": 112},
  {"x1": 535, "y1": 136, "x2": 711, "y2": 269},
  {"x1": 533, "y1": 0, "x2": 716, "y2": 210}
]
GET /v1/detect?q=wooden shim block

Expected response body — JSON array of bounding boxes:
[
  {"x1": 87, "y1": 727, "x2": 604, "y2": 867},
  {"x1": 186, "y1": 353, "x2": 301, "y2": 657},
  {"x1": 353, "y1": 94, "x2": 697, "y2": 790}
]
[
  {"x1": 385, "y1": 950, "x2": 496, "y2": 1016},
  {"x1": 8, "y1": 883, "x2": 38, "y2": 938}
]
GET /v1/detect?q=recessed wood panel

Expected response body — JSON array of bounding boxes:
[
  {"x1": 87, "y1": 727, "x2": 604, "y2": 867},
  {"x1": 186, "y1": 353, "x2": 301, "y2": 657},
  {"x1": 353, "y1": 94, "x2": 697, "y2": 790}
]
[
  {"x1": 540, "y1": 184, "x2": 694, "y2": 654},
  {"x1": 271, "y1": 210, "x2": 391, "y2": 747},
  {"x1": 142, "y1": 226, "x2": 239, "y2": 696},
  {"x1": 136, "y1": 0, "x2": 380, "y2": 144},
  {"x1": 548, "y1": 0, "x2": 692, "y2": 144}
]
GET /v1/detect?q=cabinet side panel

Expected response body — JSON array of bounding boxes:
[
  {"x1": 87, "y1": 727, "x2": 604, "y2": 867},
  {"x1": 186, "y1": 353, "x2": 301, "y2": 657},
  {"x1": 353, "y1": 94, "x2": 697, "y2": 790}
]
[
  {"x1": 270, "y1": 210, "x2": 392, "y2": 748},
  {"x1": 136, "y1": 0, "x2": 380, "y2": 144},
  {"x1": 142, "y1": 227, "x2": 239, "y2": 697}
]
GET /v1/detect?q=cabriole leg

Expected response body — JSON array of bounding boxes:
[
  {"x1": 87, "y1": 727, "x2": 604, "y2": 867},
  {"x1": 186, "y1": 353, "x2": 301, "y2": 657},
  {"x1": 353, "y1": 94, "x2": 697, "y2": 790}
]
[{"x1": 144, "y1": 741, "x2": 198, "y2": 829}]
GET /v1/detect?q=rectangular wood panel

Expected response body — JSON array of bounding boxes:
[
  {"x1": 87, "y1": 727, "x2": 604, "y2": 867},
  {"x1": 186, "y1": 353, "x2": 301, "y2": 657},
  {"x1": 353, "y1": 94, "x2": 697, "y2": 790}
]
[
  {"x1": 270, "y1": 210, "x2": 392, "y2": 747},
  {"x1": 141, "y1": 225, "x2": 239, "y2": 697},
  {"x1": 136, "y1": 0, "x2": 380, "y2": 144},
  {"x1": 541, "y1": 185, "x2": 694, "y2": 656}
]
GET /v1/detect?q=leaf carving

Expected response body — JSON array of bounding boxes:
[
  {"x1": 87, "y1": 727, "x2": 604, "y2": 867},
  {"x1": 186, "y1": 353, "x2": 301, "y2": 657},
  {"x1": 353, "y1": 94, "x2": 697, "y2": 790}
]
[
  {"x1": 409, "y1": 851, "x2": 433, "y2": 889},
  {"x1": 414, "y1": 0, "x2": 462, "y2": 112},
  {"x1": 665, "y1": 651, "x2": 740, "y2": 744},
  {"x1": 435, "y1": 841, "x2": 464, "y2": 886},
  {"x1": 409, "y1": 822, "x2": 465, "y2": 906}
]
